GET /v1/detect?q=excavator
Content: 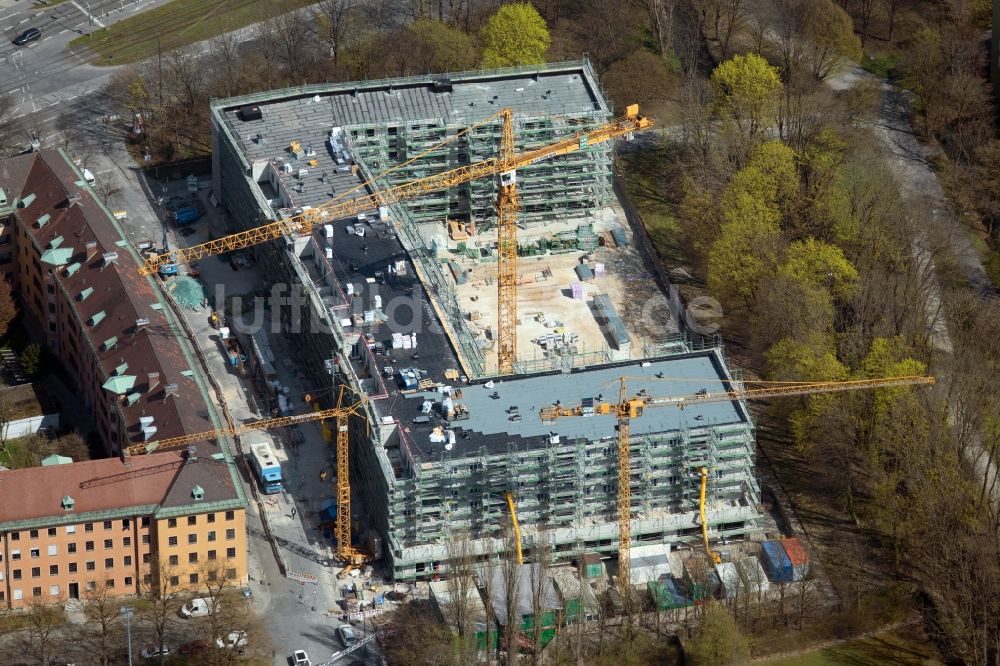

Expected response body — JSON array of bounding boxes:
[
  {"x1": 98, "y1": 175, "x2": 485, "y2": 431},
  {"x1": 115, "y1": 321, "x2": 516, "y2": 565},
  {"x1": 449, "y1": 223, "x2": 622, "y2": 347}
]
[{"x1": 539, "y1": 373, "x2": 936, "y2": 594}]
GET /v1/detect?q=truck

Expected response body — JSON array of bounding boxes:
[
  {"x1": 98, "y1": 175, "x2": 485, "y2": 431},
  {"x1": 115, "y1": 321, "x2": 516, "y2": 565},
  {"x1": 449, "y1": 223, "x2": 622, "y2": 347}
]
[{"x1": 249, "y1": 442, "x2": 283, "y2": 494}]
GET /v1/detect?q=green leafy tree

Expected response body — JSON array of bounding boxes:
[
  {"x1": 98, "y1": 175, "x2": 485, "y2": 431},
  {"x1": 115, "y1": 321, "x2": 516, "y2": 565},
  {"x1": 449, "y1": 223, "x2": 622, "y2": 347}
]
[
  {"x1": 711, "y1": 53, "x2": 783, "y2": 163},
  {"x1": 0, "y1": 277, "x2": 17, "y2": 339},
  {"x1": 20, "y1": 343, "x2": 41, "y2": 377},
  {"x1": 480, "y1": 3, "x2": 550, "y2": 68},
  {"x1": 710, "y1": 140, "x2": 798, "y2": 308},
  {"x1": 407, "y1": 20, "x2": 476, "y2": 73},
  {"x1": 780, "y1": 238, "x2": 858, "y2": 300},
  {"x1": 685, "y1": 602, "x2": 749, "y2": 666},
  {"x1": 801, "y1": 0, "x2": 862, "y2": 80},
  {"x1": 766, "y1": 334, "x2": 849, "y2": 382}
]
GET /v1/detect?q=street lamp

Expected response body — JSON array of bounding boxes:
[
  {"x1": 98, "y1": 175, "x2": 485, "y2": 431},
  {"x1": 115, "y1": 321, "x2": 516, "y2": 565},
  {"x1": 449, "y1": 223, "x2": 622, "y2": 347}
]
[{"x1": 121, "y1": 606, "x2": 134, "y2": 666}]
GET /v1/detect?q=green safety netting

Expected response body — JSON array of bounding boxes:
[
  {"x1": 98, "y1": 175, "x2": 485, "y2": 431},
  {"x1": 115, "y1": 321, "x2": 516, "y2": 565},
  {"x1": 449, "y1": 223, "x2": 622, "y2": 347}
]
[{"x1": 169, "y1": 276, "x2": 208, "y2": 309}]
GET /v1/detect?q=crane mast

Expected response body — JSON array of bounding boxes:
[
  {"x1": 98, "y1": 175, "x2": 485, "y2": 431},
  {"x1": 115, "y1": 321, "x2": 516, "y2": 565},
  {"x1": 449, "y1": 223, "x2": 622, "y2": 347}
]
[
  {"x1": 496, "y1": 109, "x2": 519, "y2": 376},
  {"x1": 540, "y1": 373, "x2": 936, "y2": 591}
]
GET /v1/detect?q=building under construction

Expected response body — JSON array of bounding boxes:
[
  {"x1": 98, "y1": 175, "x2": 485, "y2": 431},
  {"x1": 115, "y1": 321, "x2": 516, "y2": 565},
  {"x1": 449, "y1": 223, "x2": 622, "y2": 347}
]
[{"x1": 210, "y1": 60, "x2": 764, "y2": 579}]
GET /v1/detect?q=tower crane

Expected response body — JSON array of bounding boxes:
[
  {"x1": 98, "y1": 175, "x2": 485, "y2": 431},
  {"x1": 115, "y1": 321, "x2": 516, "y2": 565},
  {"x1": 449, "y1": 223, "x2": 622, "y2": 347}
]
[
  {"x1": 539, "y1": 373, "x2": 936, "y2": 595},
  {"x1": 138, "y1": 106, "x2": 653, "y2": 375},
  {"x1": 124, "y1": 387, "x2": 369, "y2": 572}
]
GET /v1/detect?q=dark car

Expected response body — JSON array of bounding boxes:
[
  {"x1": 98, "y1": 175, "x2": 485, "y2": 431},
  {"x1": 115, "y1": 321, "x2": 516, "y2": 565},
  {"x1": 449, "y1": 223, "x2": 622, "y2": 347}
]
[{"x1": 13, "y1": 28, "x2": 41, "y2": 45}]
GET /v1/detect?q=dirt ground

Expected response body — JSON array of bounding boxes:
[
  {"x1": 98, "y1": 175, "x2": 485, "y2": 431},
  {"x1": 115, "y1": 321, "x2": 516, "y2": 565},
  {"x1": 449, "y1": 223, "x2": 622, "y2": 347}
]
[{"x1": 450, "y1": 207, "x2": 677, "y2": 374}]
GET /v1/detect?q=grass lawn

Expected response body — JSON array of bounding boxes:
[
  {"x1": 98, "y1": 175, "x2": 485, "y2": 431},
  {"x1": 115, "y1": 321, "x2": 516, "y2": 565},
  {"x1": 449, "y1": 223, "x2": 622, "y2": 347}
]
[
  {"x1": 762, "y1": 625, "x2": 942, "y2": 666},
  {"x1": 69, "y1": 0, "x2": 319, "y2": 65}
]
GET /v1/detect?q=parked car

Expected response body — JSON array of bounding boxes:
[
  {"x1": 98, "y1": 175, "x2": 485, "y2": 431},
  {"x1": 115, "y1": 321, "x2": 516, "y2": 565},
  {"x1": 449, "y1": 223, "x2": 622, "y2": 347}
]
[
  {"x1": 292, "y1": 650, "x2": 311, "y2": 666},
  {"x1": 337, "y1": 624, "x2": 358, "y2": 648},
  {"x1": 139, "y1": 644, "x2": 173, "y2": 659},
  {"x1": 179, "y1": 639, "x2": 209, "y2": 655},
  {"x1": 215, "y1": 631, "x2": 247, "y2": 651},
  {"x1": 179, "y1": 597, "x2": 217, "y2": 618},
  {"x1": 13, "y1": 28, "x2": 41, "y2": 45}
]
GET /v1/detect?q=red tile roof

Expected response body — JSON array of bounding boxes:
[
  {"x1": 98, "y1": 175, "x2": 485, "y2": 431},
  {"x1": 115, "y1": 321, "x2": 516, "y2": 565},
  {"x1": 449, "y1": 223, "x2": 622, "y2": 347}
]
[
  {"x1": 11, "y1": 152, "x2": 215, "y2": 446},
  {"x1": 0, "y1": 451, "x2": 183, "y2": 523}
]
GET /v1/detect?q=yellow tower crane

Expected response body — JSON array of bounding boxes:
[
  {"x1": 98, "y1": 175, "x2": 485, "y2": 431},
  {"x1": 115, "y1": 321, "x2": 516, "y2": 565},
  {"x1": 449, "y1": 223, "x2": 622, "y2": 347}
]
[
  {"x1": 539, "y1": 374, "x2": 936, "y2": 596},
  {"x1": 124, "y1": 387, "x2": 369, "y2": 572},
  {"x1": 137, "y1": 106, "x2": 653, "y2": 375}
]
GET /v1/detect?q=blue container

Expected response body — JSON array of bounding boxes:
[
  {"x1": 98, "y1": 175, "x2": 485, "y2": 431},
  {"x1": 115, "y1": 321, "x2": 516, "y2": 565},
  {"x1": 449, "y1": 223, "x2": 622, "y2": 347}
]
[{"x1": 761, "y1": 541, "x2": 794, "y2": 583}]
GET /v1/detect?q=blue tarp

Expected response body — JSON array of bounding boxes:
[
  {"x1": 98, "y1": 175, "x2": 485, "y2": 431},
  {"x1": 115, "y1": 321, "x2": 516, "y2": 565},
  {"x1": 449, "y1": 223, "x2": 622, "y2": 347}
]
[{"x1": 761, "y1": 541, "x2": 794, "y2": 583}]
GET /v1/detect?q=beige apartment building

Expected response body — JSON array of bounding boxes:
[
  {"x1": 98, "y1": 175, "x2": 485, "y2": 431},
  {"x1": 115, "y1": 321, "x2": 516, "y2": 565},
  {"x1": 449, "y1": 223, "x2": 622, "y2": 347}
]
[{"x1": 0, "y1": 445, "x2": 248, "y2": 609}]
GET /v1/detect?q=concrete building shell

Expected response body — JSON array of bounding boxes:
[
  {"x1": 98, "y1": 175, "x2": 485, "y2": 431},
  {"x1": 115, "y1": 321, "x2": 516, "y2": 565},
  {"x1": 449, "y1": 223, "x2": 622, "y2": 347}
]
[{"x1": 209, "y1": 61, "x2": 764, "y2": 580}]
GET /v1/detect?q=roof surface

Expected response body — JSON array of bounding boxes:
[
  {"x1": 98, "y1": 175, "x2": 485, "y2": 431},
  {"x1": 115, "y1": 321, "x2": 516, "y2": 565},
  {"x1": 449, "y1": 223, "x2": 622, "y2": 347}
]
[
  {"x1": 216, "y1": 61, "x2": 606, "y2": 211},
  {"x1": 397, "y1": 351, "x2": 750, "y2": 460},
  {"x1": 0, "y1": 444, "x2": 239, "y2": 527},
  {"x1": 6, "y1": 151, "x2": 216, "y2": 446},
  {"x1": 479, "y1": 563, "x2": 561, "y2": 621}
]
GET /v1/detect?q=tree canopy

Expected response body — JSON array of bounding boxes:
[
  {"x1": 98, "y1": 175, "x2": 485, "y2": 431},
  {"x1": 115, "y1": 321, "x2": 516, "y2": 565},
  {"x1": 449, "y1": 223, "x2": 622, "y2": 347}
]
[
  {"x1": 711, "y1": 53, "x2": 783, "y2": 161},
  {"x1": 480, "y1": 3, "x2": 550, "y2": 68},
  {"x1": 685, "y1": 602, "x2": 750, "y2": 666}
]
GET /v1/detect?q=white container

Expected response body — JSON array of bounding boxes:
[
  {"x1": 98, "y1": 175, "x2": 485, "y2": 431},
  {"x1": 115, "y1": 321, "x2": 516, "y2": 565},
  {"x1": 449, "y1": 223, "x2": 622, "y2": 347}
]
[{"x1": 716, "y1": 562, "x2": 742, "y2": 599}]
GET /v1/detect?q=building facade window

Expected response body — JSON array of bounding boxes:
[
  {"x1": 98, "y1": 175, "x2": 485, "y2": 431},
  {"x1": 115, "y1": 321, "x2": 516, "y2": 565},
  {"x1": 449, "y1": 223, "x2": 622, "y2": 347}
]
[
  {"x1": 187, "y1": 534, "x2": 197, "y2": 545},
  {"x1": 104, "y1": 558, "x2": 113, "y2": 569},
  {"x1": 168, "y1": 536, "x2": 177, "y2": 546},
  {"x1": 167, "y1": 518, "x2": 177, "y2": 528},
  {"x1": 225, "y1": 511, "x2": 235, "y2": 521},
  {"x1": 226, "y1": 547, "x2": 236, "y2": 559},
  {"x1": 207, "y1": 531, "x2": 216, "y2": 542},
  {"x1": 187, "y1": 516, "x2": 196, "y2": 526},
  {"x1": 48, "y1": 565, "x2": 57, "y2": 576},
  {"x1": 168, "y1": 555, "x2": 178, "y2": 566},
  {"x1": 188, "y1": 553, "x2": 197, "y2": 564},
  {"x1": 225, "y1": 529, "x2": 235, "y2": 540}
]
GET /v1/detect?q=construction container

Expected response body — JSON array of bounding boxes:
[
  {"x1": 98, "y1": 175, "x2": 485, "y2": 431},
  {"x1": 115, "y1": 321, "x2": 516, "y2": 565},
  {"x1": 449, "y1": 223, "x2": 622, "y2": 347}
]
[
  {"x1": 648, "y1": 577, "x2": 691, "y2": 610},
  {"x1": 781, "y1": 537, "x2": 810, "y2": 581},
  {"x1": 594, "y1": 262, "x2": 605, "y2": 278},
  {"x1": 610, "y1": 228, "x2": 629, "y2": 247},
  {"x1": 682, "y1": 557, "x2": 719, "y2": 601},
  {"x1": 715, "y1": 562, "x2": 742, "y2": 599},
  {"x1": 582, "y1": 553, "x2": 604, "y2": 579},
  {"x1": 736, "y1": 555, "x2": 770, "y2": 597},
  {"x1": 761, "y1": 541, "x2": 794, "y2": 583}
]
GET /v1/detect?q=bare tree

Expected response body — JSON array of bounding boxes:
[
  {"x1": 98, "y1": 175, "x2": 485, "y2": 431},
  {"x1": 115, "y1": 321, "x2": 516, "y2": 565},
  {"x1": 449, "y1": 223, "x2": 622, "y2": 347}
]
[
  {"x1": 9, "y1": 597, "x2": 64, "y2": 665},
  {"x1": 315, "y1": 0, "x2": 356, "y2": 65},
  {"x1": 74, "y1": 581, "x2": 123, "y2": 666},
  {"x1": 445, "y1": 528, "x2": 482, "y2": 663},
  {"x1": 138, "y1": 559, "x2": 182, "y2": 665}
]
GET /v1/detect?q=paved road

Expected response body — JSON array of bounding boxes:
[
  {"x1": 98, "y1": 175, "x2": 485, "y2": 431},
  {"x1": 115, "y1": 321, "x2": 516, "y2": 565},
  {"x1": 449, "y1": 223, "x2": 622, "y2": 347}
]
[
  {"x1": 86, "y1": 142, "x2": 384, "y2": 664},
  {"x1": 0, "y1": 0, "x2": 173, "y2": 123}
]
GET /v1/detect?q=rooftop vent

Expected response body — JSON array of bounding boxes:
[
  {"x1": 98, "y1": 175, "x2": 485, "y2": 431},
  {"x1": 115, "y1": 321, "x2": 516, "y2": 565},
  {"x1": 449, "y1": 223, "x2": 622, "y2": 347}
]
[
  {"x1": 61, "y1": 495, "x2": 74, "y2": 511},
  {"x1": 142, "y1": 425, "x2": 157, "y2": 440},
  {"x1": 36, "y1": 213, "x2": 50, "y2": 228},
  {"x1": 0, "y1": 188, "x2": 6, "y2": 206},
  {"x1": 102, "y1": 251, "x2": 118, "y2": 267},
  {"x1": 431, "y1": 79, "x2": 453, "y2": 93},
  {"x1": 66, "y1": 192, "x2": 82, "y2": 207},
  {"x1": 147, "y1": 372, "x2": 160, "y2": 391},
  {"x1": 139, "y1": 415, "x2": 154, "y2": 427},
  {"x1": 186, "y1": 444, "x2": 197, "y2": 462},
  {"x1": 18, "y1": 193, "x2": 35, "y2": 208},
  {"x1": 191, "y1": 485, "x2": 204, "y2": 500},
  {"x1": 238, "y1": 105, "x2": 262, "y2": 121},
  {"x1": 85, "y1": 241, "x2": 98, "y2": 260}
]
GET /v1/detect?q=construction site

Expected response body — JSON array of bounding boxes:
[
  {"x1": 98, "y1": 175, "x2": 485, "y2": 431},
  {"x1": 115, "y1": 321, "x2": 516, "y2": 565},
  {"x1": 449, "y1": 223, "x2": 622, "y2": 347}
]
[{"x1": 186, "y1": 60, "x2": 766, "y2": 581}]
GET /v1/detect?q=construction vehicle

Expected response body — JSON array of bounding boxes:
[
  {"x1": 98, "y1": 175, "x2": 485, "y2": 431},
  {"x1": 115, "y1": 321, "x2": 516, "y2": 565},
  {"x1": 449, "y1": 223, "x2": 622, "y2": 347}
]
[
  {"x1": 505, "y1": 492, "x2": 524, "y2": 566},
  {"x1": 124, "y1": 386, "x2": 370, "y2": 575},
  {"x1": 539, "y1": 374, "x2": 936, "y2": 595},
  {"x1": 136, "y1": 105, "x2": 653, "y2": 376}
]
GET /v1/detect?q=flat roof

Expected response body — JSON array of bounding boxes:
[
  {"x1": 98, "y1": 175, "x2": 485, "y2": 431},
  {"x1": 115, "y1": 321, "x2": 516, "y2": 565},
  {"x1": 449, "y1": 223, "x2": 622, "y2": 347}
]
[
  {"x1": 215, "y1": 61, "x2": 607, "y2": 211},
  {"x1": 396, "y1": 351, "x2": 750, "y2": 460}
]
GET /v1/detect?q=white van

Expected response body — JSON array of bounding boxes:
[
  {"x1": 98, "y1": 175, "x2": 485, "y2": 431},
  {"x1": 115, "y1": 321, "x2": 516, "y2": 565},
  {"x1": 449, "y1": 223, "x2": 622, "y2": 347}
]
[
  {"x1": 82, "y1": 169, "x2": 96, "y2": 186},
  {"x1": 179, "y1": 597, "x2": 219, "y2": 618}
]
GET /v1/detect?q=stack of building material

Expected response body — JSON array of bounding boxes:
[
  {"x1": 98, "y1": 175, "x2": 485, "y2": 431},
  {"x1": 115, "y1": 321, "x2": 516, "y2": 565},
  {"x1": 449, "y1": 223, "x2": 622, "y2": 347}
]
[
  {"x1": 761, "y1": 541, "x2": 794, "y2": 583},
  {"x1": 570, "y1": 282, "x2": 584, "y2": 299},
  {"x1": 781, "y1": 537, "x2": 810, "y2": 580},
  {"x1": 576, "y1": 223, "x2": 599, "y2": 251},
  {"x1": 610, "y1": 228, "x2": 629, "y2": 247},
  {"x1": 574, "y1": 263, "x2": 594, "y2": 281}
]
